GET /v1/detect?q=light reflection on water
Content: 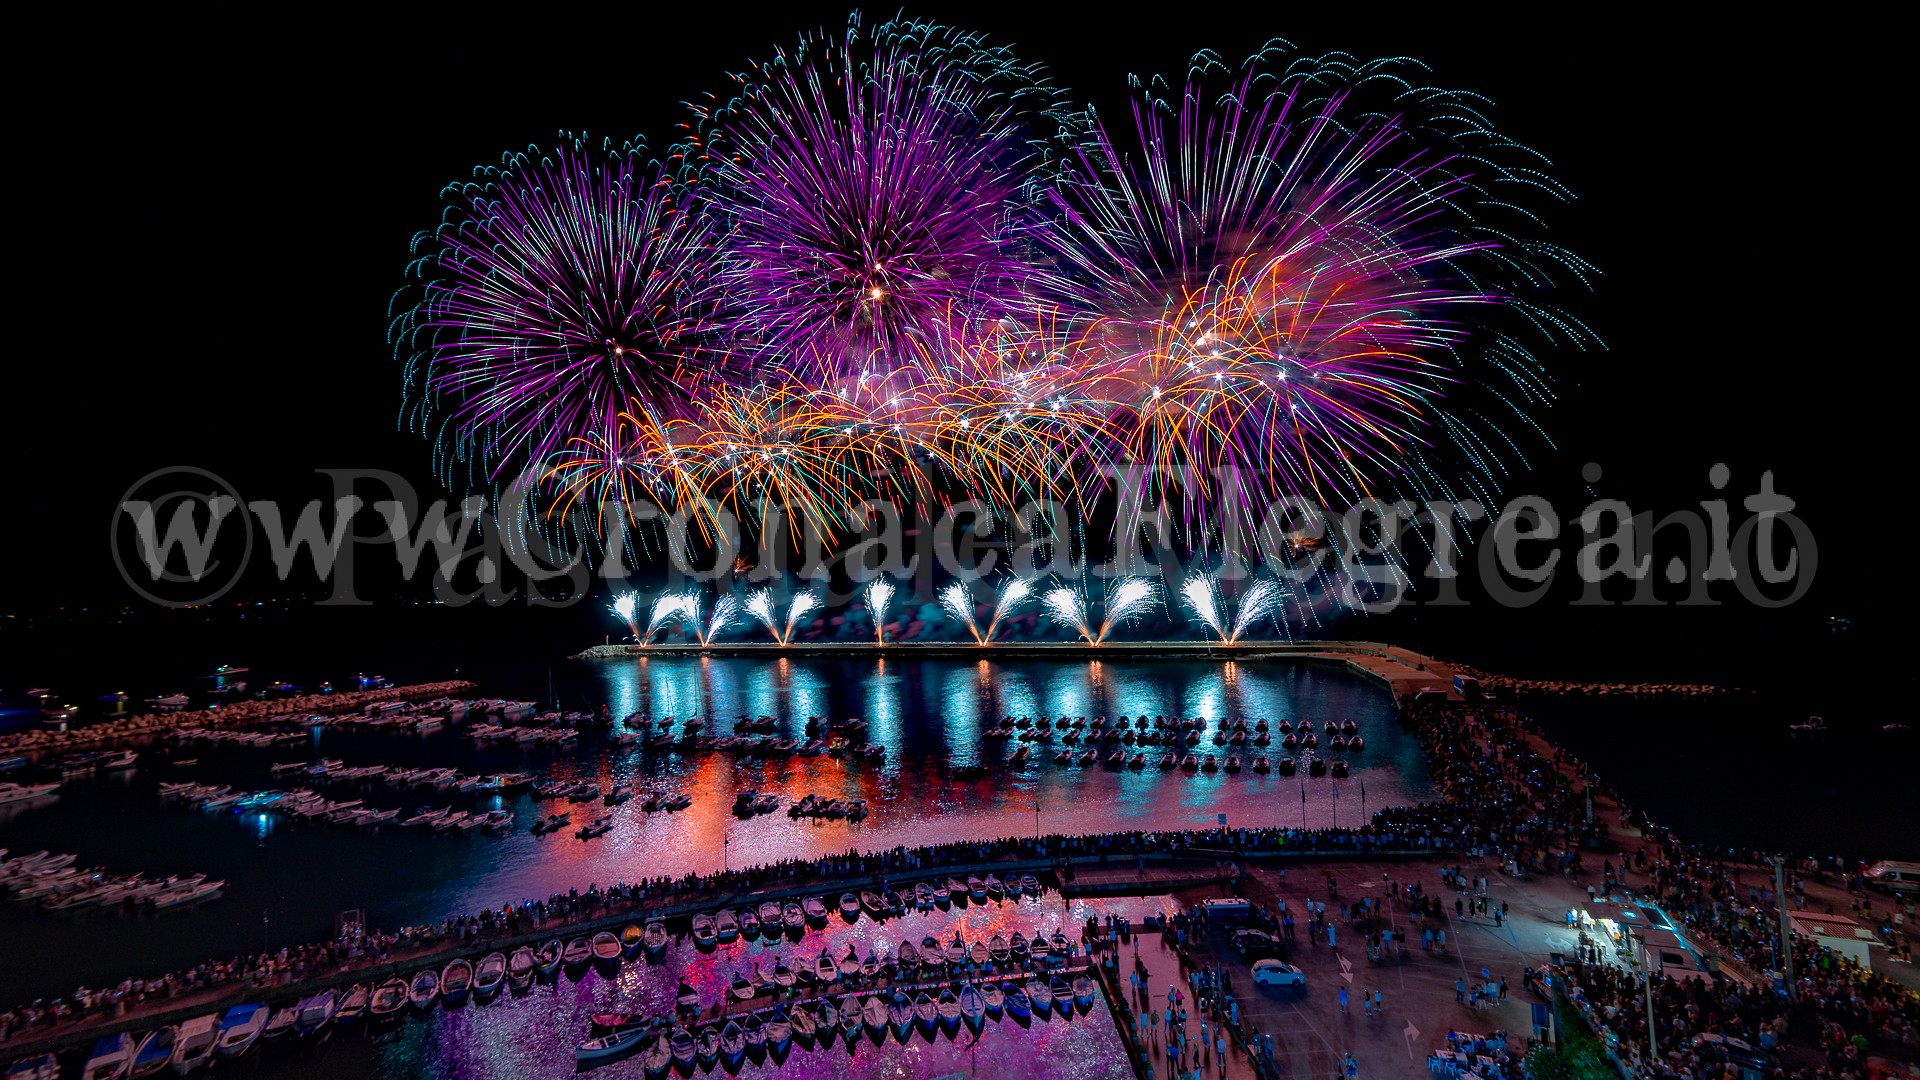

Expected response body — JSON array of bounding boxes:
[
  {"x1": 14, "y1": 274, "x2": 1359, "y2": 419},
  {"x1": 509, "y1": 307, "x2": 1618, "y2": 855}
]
[
  {"x1": 0, "y1": 656, "x2": 1417, "y2": 1009},
  {"x1": 260, "y1": 891, "x2": 1145, "y2": 1080}
]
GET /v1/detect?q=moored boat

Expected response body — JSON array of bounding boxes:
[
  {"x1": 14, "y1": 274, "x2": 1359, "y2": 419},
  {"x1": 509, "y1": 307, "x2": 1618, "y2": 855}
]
[
  {"x1": 473, "y1": 952, "x2": 507, "y2": 999},
  {"x1": 213, "y1": 1003, "x2": 267, "y2": 1057}
]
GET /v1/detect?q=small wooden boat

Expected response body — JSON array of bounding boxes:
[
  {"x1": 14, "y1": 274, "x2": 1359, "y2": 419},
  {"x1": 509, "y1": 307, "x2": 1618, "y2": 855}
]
[
  {"x1": 368, "y1": 979, "x2": 407, "y2": 1019},
  {"x1": 591, "y1": 931, "x2": 623, "y2": 963},
  {"x1": 1049, "y1": 975, "x2": 1075, "y2": 1017},
  {"x1": 861, "y1": 996, "x2": 889, "y2": 1040},
  {"x1": 294, "y1": 989, "x2": 337, "y2": 1035},
  {"x1": 432, "y1": 959, "x2": 470, "y2": 1007},
  {"x1": 982, "y1": 982, "x2": 1005, "y2": 1017},
  {"x1": 334, "y1": 983, "x2": 370, "y2": 1023},
  {"x1": 764, "y1": 1010, "x2": 793, "y2": 1054},
  {"x1": 408, "y1": 969, "x2": 439, "y2": 1010},
  {"x1": 621, "y1": 924, "x2": 645, "y2": 956},
  {"x1": 507, "y1": 947, "x2": 536, "y2": 988},
  {"x1": 988, "y1": 934, "x2": 1010, "y2": 961},
  {"x1": 473, "y1": 952, "x2": 508, "y2": 999},
  {"x1": 801, "y1": 895, "x2": 828, "y2": 921},
  {"x1": 815, "y1": 951, "x2": 839, "y2": 983},
  {"x1": 1072, "y1": 973, "x2": 1096, "y2": 1010},
  {"x1": 837, "y1": 996, "x2": 862, "y2": 1047},
  {"x1": 642, "y1": 920, "x2": 668, "y2": 955},
  {"x1": 912, "y1": 991, "x2": 938, "y2": 1035},
  {"x1": 715, "y1": 908, "x2": 739, "y2": 941},
  {"x1": 936, "y1": 988, "x2": 963, "y2": 1033},
  {"x1": 1005, "y1": 982, "x2": 1032, "y2": 1022},
  {"x1": 729, "y1": 974, "x2": 755, "y2": 1002},
  {"x1": 575, "y1": 1027, "x2": 649, "y2": 1062},
  {"x1": 534, "y1": 938, "x2": 562, "y2": 977},
  {"x1": 757, "y1": 900, "x2": 782, "y2": 932},
  {"x1": 669, "y1": 1028, "x2": 698, "y2": 1070},
  {"x1": 839, "y1": 892, "x2": 861, "y2": 920},
  {"x1": 562, "y1": 936, "x2": 593, "y2": 967},
  {"x1": 718, "y1": 1021, "x2": 746, "y2": 1069},
  {"x1": 1027, "y1": 977, "x2": 1053, "y2": 1019},
  {"x1": 787, "y1": 1006, "x2": 817, "y2": 1049}
]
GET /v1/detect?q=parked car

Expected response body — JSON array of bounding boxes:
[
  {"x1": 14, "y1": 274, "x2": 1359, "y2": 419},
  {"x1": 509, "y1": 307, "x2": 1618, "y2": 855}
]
[
  {"x1": 1250, "y1": 960, "x2": 1306, "y2": 988},
  {"x1": 1232, "y1": 929, "x2": 1286, "y2": 959},
  {"x1": 1689, "y1": 1034, "x2": 1774, "y2": 1073}
]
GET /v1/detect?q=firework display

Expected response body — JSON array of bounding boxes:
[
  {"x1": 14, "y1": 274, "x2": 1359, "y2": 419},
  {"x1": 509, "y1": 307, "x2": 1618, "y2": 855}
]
[
  {"x1": 863, "y1": 577, "x2": 897, "y2": 644},
  {"x1": 609, "y1": 592, "x2": 641, "y2": 642},
  {"x1": 399, "y1": 15, "x2": 1592, "y2": 582}
]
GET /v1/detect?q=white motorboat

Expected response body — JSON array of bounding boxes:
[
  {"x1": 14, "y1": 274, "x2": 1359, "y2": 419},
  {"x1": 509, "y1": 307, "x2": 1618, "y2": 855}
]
[
  {"x1": 214, "y1": 1003, "x2": 267, "y2": 1056},
  {"x1": 0, "y1": 782, "x2": 59, "y2": 805},
  {"x1": 169, "y1": 1013, "x2": 219, "y2": 1072},
  {"x1": 80, "y1": 1031, "x2": 134, "y2": 1080}
]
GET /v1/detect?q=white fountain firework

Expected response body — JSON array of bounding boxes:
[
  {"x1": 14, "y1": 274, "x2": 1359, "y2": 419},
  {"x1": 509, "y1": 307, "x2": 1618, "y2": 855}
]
[
  {"x1": 744, "y1": 588, "x2": 780, "y2": 641},
  {"x1": 1097, "y1": 576, "x2": 1158, "y2": 644},
  {"x1": 644, "y1": 594, "x2": 690, "y2": 644},
  {"x1": 1227, "y1": 579, "x2": 1280, "y2": 643},
  {"x1": 984, "y1": 578, "x2": 1035, "y2": 643},
  {"x1": 1181, "y1": 576, "x2": 1226, "y2": 641},
  {"x1": 939, "y1": 582, "x2": 982, "y2": 644},
  {"x1": 782, "y1": 591, "x2": 821, "y2": 646},
  {"x1": 863, "y1": 578, "x2": 897, "y2": 644},
  {"x1": 698, "y1": 594, "x2": 738, "y2": 646},
  {"x1": 609, "y1": 592, "x2": 641, "y2": 643},
  {"x1": 1041, "y1": 587, "x2": 1093, "y2": 645}
]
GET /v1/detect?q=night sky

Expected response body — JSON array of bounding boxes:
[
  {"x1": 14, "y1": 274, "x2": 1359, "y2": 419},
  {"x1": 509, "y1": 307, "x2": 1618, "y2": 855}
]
[{"x1": 10, "y1": 11, "x2": 1878, "y2": 677}]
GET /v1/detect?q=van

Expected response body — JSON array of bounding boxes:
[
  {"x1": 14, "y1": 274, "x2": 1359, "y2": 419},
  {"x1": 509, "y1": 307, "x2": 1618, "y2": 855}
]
[
  {"x1": 1202, "y1": 898, "x2": 1252, "y2": 923},
  {"x1": 1864, "y1": 861, "x2": 1920, "y2": 895}
]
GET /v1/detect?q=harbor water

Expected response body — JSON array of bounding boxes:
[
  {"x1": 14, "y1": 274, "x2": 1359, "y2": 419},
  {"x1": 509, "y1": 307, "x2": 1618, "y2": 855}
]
[{"x1": 0, "y1": 655, "x2": 1421, "y2": 1011}]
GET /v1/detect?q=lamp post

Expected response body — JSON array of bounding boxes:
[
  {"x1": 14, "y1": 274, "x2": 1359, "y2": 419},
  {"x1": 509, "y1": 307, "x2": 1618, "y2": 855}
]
[
  {"x1": 1629, "y1": 927, "x2": 1658, "y2": 1061},
  {"x1": 1772, "y1": 855, "x2": 1796, "y2": 999}
]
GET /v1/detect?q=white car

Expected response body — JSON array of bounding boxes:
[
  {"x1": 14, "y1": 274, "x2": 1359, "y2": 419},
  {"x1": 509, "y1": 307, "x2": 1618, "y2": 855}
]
[{"x1": 1251, "y1": 960, "x2": 1306, "y2": 988}]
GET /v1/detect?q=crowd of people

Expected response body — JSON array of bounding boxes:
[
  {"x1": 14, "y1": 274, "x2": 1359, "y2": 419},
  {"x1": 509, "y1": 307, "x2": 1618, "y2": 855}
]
[
  {"x1": 5, "y1": 690, "x2": 1916, "y2": 1080},
  {"x1": 1398, "y1": 695, "x2": 1920, "y2": 1080}
]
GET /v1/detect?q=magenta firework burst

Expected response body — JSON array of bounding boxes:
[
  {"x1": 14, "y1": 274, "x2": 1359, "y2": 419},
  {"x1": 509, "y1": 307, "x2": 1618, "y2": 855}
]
[
  {"x1": 1039, "y1": 46, "x2": 1598, "y2": 511},
  {"x1": 688, "y1": 13, "x2": 1074, "y2": 380},
  {"x1": 394, "y1": 135, "x2": 718, "y2": 482}
]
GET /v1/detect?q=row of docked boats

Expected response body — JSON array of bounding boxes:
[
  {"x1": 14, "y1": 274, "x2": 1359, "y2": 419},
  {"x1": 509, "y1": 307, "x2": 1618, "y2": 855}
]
[
  {"x1": 996, "y1": 744, "x2": 1351, "y2": 777},
  {"x1": 1, "y1": 849, "x2": 224, "y2": 913},
  {"x1": 40, "y1": 999, "x2": 273, "y2": 1078},
  {"x1": 53, "y1": 749, "x2": 139, "y2": 780},
  {"x1": 575, "y1": 972, "x2": 1099, "y2": 1072},
  {"x1": 784, "y1": 794, "x2": 867, "y2": 820},
  {"x1": 731, "y1": 790, "x2": 782, "y2": 816},
  {"x1": 158, "y1": 780, "x2": 515, "y2": 834}
]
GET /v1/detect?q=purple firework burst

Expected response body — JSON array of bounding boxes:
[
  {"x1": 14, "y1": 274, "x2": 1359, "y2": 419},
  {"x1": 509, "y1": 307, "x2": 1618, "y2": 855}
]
[
  {"x1": 394, "y1": 135, "x2": 717, "y2": 481},
  {"x1": 690, "y1": 13, "x2": 1075, "y2": 382}
]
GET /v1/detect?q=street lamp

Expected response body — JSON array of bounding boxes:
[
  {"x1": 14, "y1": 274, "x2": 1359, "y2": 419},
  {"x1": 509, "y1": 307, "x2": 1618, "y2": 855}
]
[{"x1": 1627, "y1": 927, "x2": 1658, "y2": 1061}]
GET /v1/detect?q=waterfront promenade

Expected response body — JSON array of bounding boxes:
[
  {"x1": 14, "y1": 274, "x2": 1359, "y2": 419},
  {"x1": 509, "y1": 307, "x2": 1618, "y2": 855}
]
[{"x1": 0, "y1": 844, "x2": 1434, "y2": 1059}]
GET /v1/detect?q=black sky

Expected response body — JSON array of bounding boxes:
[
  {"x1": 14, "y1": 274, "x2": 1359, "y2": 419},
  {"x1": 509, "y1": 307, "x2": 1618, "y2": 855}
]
[{"x1": 11, "y1": 10, "x2": 1873, "y2": 633}]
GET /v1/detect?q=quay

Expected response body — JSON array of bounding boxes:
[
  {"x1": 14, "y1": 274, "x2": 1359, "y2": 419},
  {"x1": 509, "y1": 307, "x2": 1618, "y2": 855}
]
[
  {"x1": 0, "y1": 845, "x2": 1437, "y2": 1060},
  {"x1": 0, "y1": 680, "x2": 478, "y2": 757},
  {"x1": 578, "y1": 639, "x2": 1462, "y2": 700}
]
